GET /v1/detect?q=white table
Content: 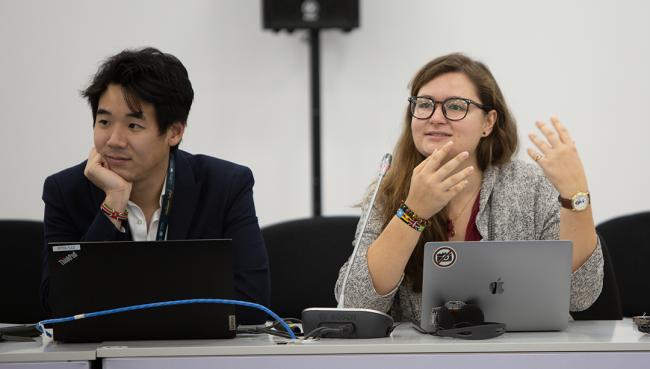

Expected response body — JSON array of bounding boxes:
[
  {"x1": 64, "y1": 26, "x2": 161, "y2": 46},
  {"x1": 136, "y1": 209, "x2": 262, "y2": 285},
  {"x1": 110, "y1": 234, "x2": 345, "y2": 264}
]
[
  {"x1": 0, "y1": 334, "x2": 95, "y2": 368},
  {"x1": 96, "y1": 319, "x2": 650, "y2": 369}
]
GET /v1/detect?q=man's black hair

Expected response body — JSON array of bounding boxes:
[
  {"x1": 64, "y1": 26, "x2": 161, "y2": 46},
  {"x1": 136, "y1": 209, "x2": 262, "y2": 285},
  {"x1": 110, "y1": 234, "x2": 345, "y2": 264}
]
[{"x1": 82, "y1": 47, "x2": 194, "y2": 151}]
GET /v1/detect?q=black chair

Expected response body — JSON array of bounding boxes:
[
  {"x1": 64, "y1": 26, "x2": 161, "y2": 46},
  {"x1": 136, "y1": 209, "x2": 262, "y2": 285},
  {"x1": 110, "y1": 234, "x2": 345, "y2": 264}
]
[
  {"x1": 262, "y1": 216, "x2": 359, "y2": 319},
  {"x1": 570, "y1": 236, "x2": 622, "y2": 320},
  {"x1": 596, "y1": 212, "x2": 650, "y2": 317},
  {"x1": 0, "y1": 220, "x2": 48, "y2": 323}
]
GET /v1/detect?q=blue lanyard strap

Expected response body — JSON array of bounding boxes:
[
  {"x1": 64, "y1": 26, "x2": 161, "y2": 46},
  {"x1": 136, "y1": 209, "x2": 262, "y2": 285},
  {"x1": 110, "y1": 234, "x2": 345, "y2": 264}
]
[{"x1": 156, "y1": 154, "x2": 176, "y2": 241}]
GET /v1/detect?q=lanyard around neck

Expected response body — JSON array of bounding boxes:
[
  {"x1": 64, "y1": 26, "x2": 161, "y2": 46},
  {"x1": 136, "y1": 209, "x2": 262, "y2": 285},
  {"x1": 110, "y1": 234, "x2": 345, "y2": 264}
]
[{"x1": 156, "y1": 154, "x2": 176, "y2": 241}]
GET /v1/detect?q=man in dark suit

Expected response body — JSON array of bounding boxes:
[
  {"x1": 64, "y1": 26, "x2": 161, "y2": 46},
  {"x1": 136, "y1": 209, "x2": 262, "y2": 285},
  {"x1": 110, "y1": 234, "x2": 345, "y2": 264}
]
[{"x1": 41, "y1": 47, "x2": 269, "y2": 324}]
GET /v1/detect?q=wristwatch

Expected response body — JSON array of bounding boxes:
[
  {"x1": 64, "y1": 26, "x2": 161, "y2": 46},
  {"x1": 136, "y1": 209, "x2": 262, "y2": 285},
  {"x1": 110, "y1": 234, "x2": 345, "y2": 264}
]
[{"x1": 558, "y1": 191, "x2": 590, "y2": 212}]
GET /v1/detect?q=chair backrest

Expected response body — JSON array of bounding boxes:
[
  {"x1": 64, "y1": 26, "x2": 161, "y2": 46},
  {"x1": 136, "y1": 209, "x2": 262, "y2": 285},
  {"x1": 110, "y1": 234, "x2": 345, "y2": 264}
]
[
  {"x1": 570, "y1": 235, "x2": 622, "y2": 320},
  {"x1": 596, "y1": 212, "x2": 650, "y2": 317},
  {"x1": 0, "y1": 220, "x2": 48, "y2": 323},
  {"x1": 262, "y1": 216, "x2": 358, "y2": 318}
]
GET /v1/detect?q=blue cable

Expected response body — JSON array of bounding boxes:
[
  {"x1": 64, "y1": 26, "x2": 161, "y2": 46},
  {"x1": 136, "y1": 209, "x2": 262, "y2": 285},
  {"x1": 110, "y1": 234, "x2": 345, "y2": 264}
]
[{"x1": 36, "y1": 299, "x2": 296, "y2": 340}]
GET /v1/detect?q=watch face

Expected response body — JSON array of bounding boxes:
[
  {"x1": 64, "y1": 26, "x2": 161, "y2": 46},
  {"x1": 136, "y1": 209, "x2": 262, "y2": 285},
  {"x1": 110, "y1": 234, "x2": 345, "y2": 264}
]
[{"x1": 572, "y1": 194, "x2": 590, "y2": 211}]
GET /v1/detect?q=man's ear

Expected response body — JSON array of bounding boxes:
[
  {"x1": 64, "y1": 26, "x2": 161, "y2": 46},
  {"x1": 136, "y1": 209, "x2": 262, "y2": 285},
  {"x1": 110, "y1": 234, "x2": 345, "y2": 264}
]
[
  {"x1": 482, "y1": 110, "x2": 497, "y2": 137},
  {"x1": 167, "y1": 122, "x2": 185, "y2": 147}
]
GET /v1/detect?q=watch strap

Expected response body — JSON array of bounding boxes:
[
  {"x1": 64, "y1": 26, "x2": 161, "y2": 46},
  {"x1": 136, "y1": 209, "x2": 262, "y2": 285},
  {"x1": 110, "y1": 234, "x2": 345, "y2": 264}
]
[{"x1": 558, "y1": 195, "x2": 573, "y2": 210}]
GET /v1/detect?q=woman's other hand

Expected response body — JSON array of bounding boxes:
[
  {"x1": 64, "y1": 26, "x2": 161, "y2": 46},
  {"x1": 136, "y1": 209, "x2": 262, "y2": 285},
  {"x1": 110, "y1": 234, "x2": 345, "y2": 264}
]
[{"x1": 527, "y1": 116, "x2": 589, "y2": 198}]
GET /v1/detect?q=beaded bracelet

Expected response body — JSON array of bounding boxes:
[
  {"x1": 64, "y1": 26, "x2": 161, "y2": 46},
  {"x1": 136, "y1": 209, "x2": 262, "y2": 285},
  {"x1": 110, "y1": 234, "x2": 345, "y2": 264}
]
[
  {"x1": 395, "y1": 201, "x2": 430, "y2": 232},
  {"x1": 100, "y1": 202, "x2": 129, "y2": 221}
]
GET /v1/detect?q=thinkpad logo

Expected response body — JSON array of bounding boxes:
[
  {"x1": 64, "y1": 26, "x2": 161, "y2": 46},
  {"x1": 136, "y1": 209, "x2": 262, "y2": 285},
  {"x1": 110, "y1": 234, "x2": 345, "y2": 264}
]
[{"x1": 58, "y1": 251, "x2": 78, "y2": 266}]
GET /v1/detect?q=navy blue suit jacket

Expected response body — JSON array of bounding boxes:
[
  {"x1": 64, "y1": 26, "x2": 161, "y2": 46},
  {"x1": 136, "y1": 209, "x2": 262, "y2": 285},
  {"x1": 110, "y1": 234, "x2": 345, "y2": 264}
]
[{"x1": 42, "y1": 150, "x2": 270, "y2": 324}]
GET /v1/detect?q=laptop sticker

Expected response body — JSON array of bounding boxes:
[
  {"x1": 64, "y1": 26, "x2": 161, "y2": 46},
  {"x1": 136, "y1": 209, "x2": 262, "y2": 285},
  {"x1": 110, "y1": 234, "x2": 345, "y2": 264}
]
[
  {"x1": 52, "y1": 244, "x2": 81, "y2": 252},
  {"x1": 432, "y1": 246, "x2": 456, "y2": 268}
]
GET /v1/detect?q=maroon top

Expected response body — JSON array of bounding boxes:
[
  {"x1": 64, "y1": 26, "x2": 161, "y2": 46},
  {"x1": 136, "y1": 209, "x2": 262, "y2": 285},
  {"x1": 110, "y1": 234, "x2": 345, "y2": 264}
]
[{"x1": 464, "y1": 194, "x2": 482, "y2": 241}]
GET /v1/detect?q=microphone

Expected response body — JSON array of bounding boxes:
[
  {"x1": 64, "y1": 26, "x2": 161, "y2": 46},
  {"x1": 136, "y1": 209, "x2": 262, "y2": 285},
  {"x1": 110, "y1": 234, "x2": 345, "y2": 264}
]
[
  {"x1": 301, "y1": 153, "x2": 395, "y2": 339},
  {"x1": 337, "y1": 153, "x2": 391, "y2": 308}
]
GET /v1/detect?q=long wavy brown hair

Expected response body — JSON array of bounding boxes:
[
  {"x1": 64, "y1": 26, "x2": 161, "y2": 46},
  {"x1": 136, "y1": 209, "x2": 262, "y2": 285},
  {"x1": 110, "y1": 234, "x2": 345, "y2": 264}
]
[{"x1": 375, "y1": 53, "x2": 519, "y2": 292}]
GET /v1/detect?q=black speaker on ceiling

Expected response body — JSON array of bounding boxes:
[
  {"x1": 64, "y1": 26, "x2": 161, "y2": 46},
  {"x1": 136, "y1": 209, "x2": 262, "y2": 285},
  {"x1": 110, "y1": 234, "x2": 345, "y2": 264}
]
[{"x1": 262, "y1": 0, "x2": 359, "y2": 32}]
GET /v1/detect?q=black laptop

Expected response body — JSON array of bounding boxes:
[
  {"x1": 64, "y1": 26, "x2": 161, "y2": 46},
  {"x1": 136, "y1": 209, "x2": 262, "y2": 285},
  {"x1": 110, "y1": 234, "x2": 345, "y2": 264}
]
[{"x1": 47, "y1": 239, "x2": 236, "y2": 342}]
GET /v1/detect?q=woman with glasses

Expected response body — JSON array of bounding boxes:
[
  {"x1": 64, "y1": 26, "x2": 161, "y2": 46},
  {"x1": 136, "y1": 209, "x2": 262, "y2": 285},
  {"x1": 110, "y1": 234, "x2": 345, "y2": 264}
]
[{"x1": 335, "y1": 53, "x2": 603, "y2": 323}]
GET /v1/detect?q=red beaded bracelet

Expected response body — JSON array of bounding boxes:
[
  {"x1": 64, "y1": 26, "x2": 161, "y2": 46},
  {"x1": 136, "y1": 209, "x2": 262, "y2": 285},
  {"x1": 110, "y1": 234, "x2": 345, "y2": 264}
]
[{"x1": 100, "y1": 202, "x2": 129, "y2": 221}]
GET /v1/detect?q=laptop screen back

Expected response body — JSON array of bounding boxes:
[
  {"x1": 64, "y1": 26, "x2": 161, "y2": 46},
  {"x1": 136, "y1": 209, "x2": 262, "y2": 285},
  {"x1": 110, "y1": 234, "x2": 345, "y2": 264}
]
[
  {"x1": 420, "y1": 240, "x2": 572, "y2": 332},
  {"x1": 48, "y1": 239, "x2": 236, "y2": 342}
]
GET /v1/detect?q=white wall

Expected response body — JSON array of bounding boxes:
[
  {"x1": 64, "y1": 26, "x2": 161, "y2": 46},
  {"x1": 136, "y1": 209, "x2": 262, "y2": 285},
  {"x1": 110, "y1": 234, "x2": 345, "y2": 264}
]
[{"x1": 1, "y1": 0, "x2": 648, "y2": 227}]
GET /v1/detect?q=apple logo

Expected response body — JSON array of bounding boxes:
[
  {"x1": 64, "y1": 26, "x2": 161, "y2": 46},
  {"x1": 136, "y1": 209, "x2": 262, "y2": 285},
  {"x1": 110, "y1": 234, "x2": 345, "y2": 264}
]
[{"x1": 489, "y1": 278, "x2": 504, "y2": 294}]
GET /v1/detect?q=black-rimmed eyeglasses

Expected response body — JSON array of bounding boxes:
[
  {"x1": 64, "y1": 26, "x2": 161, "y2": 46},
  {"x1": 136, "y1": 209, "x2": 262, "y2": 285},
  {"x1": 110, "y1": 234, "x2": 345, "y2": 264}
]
[{"x1": 408, "y1": 96, "x2": 490, "y2": 121}]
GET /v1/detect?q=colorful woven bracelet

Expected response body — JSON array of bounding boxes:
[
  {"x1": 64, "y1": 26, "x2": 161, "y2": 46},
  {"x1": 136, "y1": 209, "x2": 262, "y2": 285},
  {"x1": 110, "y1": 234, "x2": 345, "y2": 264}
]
[
  {"x1": 100, "y1": 202, "x2": 129, "y2": 221},
  {"x1": 395, "y1": 202, "x2": 430, "y2": 232}
]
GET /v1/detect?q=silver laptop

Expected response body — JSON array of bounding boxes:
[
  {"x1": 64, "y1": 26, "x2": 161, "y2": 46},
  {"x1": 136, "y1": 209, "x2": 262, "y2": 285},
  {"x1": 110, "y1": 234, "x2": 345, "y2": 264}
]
[{"x1": 420, "y1": 240, "x2": 572, "y2": 332}]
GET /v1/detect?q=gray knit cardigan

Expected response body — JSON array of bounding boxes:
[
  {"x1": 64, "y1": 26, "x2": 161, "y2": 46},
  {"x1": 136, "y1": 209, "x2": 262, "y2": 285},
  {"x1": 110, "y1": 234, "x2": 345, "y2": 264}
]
[{"x1": 334, "y1": 160, "x2": 604, "y2": 323}]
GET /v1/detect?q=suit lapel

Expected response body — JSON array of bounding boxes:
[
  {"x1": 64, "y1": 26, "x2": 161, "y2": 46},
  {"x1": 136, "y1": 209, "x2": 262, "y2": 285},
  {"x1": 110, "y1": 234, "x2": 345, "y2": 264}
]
[{"x1": 166, "y1": 151, "x2": 200, "y2": 240}]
